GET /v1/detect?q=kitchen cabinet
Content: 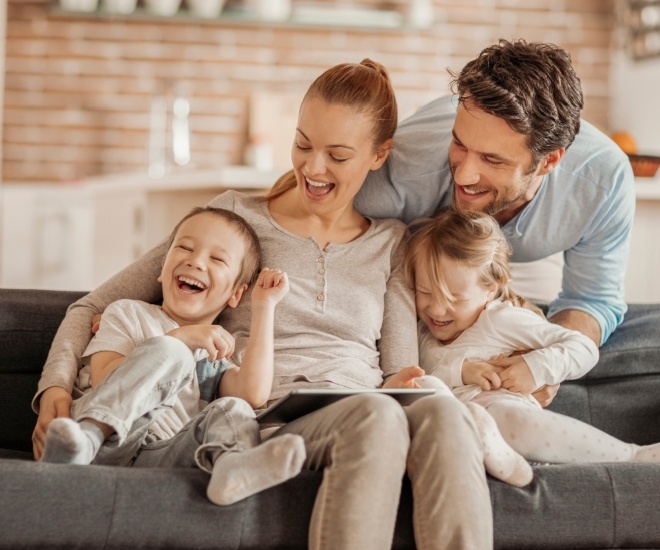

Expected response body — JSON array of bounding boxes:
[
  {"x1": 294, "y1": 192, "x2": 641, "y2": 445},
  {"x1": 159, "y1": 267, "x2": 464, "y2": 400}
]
[
  {"x1": 2, "y1": 170, "x2": 660, "y2": 302},
  {"x1": 625, "y1": 179, "x2": 660, "y2": 303},
  {"x1": 0, "y1": 167, "x2": 281, "y2": 291}
]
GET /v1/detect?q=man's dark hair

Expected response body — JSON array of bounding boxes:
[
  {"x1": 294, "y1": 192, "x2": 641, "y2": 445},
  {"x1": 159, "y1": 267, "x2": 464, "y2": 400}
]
[{"x1": 450, "y1": 39, "x2": 584, "y2": 165}]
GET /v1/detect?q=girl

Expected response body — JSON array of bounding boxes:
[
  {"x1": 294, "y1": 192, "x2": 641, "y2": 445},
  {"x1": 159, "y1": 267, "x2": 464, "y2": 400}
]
[{"x1": 406, "y1": 208, "x2": 660, "y2": 466}]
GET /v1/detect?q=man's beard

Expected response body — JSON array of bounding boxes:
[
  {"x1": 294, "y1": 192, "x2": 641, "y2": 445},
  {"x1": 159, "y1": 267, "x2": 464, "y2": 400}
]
[{"x1": 450, "y1": 168, "x2": 537, "y2": 218}]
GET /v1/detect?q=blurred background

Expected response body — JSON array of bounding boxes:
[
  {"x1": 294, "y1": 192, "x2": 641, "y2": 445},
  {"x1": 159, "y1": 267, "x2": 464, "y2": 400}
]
[{"x1": 0, "y1": 0, "x2": 659, "y2": 299}]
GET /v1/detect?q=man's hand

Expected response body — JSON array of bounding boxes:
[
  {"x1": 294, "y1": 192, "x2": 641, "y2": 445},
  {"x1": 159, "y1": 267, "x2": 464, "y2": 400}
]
[
  {"x1": 32, "y1": 386, "x2": 73, "y2": 460},
  {"x1": 166, "y1": 325, "x2": 236, "y2": 362},
  {"x1": 531, "y1": 383, "x2": 560, "y2": 408},
  {"x1": 383, "y1": 365, "x2": 425, "y2": 389}
]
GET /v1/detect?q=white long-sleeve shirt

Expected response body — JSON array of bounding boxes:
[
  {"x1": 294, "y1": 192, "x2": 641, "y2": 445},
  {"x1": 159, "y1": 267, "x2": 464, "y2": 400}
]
[{"x1": 418, "y1": 300, "x2": 599, "y2": 403}]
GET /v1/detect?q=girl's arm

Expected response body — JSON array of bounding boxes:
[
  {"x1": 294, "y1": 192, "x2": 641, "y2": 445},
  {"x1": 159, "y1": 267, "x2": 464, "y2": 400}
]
[
  {"x1": 490, "y1": 306, "x2": 600, "y2": 388},
  {"x1": 218, "y1": 269, "x2": 289, "y2": 409}
]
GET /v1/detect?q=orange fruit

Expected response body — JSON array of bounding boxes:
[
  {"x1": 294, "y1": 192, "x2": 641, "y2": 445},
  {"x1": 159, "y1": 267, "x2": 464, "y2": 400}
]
[{"x1": 610, "y1": 131, "x2": 637, "y2": 155}]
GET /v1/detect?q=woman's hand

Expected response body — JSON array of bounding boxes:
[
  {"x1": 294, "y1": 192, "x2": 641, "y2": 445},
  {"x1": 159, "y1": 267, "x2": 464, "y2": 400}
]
[
  {"x1": 382, "y1": 365, "x2": 425, "y2": 389},
  {"x1": 531, "y1": 383, "x2": 560, "y2": 408},
  {"x1": 32, "y1": 386, "x2": 73, "y2": 460}
]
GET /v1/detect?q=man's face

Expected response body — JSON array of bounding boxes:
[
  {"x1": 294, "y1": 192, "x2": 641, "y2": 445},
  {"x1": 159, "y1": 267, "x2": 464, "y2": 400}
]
[{"x1": 448, "y1": 101, "x2": 545, "y2": 224}]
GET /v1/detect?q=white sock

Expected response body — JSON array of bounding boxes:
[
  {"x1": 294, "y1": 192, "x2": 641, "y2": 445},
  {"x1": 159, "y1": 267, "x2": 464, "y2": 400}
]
[
  {"x1": 633, "y1": 442, "x2": 660, "y2": 462},
  {"x1": 41, "y1": 418, "x2": 105, "y2": 465},
  {"x1": 207, "y1": 434, "x2": 306, "y2": 506},
  {"x1": 466, "y1": 402, "x2": 533, "y2": 487}
]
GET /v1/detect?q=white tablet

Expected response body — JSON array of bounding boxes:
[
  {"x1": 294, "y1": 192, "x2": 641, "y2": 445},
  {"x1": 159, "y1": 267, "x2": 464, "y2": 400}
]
[{"x1": 256, "y1": 388, "x2": 436, "y2": 424}]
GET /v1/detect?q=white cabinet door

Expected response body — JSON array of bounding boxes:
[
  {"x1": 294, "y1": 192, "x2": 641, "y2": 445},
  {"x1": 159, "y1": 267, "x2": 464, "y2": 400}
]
[{"x1": 1, "y1": 185, "x2": 95, "y2": 290}]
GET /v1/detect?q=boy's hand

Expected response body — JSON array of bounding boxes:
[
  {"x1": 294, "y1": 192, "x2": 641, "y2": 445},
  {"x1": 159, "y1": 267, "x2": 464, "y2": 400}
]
[
  {"x1": 488, "y1": 355, "x2": 536, "y2": 395},
  {"x1": 32, "y1": 386, "x2": 72, "y2": 460},
  {"x1": 383, "y1": 365, "x2": 425, "y2": 389},
  {"x1": 462, "y1": 360, "x2": 504, "y2": 391},
  {"x1": 251, "y1": 268, "x2": 289, "y2": 306},
  {"x1": 166, "y1": 325, "x2": 235, "y2": 362}
]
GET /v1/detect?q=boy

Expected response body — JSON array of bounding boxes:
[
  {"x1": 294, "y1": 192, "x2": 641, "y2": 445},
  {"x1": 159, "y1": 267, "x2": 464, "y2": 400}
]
[{"x1": 41, "y1": 206, "x2": 305, "y2": 506}]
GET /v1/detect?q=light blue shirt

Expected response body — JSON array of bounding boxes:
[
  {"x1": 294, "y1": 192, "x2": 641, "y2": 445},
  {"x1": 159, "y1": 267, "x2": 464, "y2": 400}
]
[{"x1": 355, "y1": 95, "x2": 636, "y2": 344}]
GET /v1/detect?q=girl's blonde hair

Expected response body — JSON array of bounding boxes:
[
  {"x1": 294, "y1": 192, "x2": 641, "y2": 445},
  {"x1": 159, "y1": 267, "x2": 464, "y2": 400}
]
[
  {"x1": 404, "y1": 208, "x2": 543, "y2": 316},
  {"x1": 265, "y1": 58, "x2": 397, "y2": 201}
]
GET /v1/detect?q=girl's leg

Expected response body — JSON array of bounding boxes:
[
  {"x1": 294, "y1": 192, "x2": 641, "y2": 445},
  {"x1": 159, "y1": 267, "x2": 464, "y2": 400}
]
[
  {"x1": 133, "y1": 397, "x2": 306, "y2": 505},
  {"x1": 273, "y1": 393, "x2": 410, "y2": 550},
  {"x1": 405, "y1": 394, "x2": 493, "y2": 550},
  {"x1": 418, "y1": 375, "x2": 532, "y2": 487},
  {"x1": 42, "y1": 335, "x2": 197, "y2": 466},
  {"x1": 485, "y1": 396, "x2": 660, "y2": 463}
]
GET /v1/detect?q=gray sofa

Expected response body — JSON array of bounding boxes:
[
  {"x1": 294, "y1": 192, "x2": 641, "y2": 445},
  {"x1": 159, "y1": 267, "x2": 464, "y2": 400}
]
[{"x1": 1, "y1": 288, "x2": 660, "y2": 549}]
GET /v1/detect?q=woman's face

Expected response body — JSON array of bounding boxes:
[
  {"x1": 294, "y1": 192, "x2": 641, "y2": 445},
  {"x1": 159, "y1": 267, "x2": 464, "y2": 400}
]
[{"x1": 291, "y1": 96, "x2": 391, "y2": 216}]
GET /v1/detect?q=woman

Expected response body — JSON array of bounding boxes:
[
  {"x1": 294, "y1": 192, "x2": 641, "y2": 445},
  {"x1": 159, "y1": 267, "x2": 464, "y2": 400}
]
[{"x1": 32, "y1": 60, "x2": 492, "y2": 550}]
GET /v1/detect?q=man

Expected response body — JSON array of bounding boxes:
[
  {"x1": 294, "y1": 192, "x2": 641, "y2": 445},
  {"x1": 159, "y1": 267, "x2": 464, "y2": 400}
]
[{"x1": 356, "y1": 38, "x2": 635, "y2": 350}]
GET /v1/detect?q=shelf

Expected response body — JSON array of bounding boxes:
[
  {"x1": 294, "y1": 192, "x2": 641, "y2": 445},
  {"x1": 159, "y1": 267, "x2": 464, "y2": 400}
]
[
  {"x1": 635, "y1": 177, "x2": 660, "y2": 200},
  {"x1": 50, "y1": 4, "x2": 415, "y2": 32}
]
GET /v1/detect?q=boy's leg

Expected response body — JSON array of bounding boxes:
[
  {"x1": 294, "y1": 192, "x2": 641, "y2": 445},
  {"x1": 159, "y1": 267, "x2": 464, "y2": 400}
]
[
  {"x1": 484, "y1": 395, "x2": 660, "y2": 463},
  {"x1": 42, "y1": 335, "x2": 196, "y2": 466},
  {"x1": 132, "y1": 397, "x2": 306, "y2": 505}
]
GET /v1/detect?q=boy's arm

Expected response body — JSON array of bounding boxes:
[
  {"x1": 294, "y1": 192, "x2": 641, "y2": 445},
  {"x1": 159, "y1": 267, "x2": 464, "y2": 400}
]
[
  {"x1": 219, "y1": 268, "x2": 289, "y2": 409},
  {"x1": 90, "y1": 351, "x2": 127, "y2": 388}
]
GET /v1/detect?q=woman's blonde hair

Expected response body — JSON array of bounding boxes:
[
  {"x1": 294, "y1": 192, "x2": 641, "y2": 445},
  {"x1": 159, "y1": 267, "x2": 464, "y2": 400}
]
[
  {"x1": 404, "y1": 208, "x2": 543, "y2": 315},
  {"x1": 265, "y1": 58, "x2": 397, "y2": 201}
]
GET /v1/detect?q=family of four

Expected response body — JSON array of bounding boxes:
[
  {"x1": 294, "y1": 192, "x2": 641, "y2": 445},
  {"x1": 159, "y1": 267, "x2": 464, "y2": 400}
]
[{"x1": 32, "y1": 39, "x2": 660, "y2": 549}]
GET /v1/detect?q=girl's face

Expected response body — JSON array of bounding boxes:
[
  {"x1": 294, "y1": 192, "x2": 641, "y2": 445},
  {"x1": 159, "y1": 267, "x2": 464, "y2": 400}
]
[
  {"x1": 291, "y1": 96, "x2": 391, "y2": 217},
  {"x1": 415, "y1": 255, "x2": 495, "y2": 344}
]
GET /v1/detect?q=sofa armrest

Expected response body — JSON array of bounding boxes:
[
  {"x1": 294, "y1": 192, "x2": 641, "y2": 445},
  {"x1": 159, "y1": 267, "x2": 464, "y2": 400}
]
[{"x1": 0, "y1": 288, "x2": 86, "y2": 452}]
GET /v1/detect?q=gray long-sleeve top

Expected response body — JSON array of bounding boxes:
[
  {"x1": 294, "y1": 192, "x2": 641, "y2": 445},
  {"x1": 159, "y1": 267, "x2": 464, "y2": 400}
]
[{"x1": 34, "y1": 191, "x2": 418, "y2": 409}]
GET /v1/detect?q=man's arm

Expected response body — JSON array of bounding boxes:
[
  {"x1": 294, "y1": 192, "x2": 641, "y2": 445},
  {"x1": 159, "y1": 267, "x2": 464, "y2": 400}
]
[{"x1": 548, "y1": 309, "x2": 601, "y2": 348}]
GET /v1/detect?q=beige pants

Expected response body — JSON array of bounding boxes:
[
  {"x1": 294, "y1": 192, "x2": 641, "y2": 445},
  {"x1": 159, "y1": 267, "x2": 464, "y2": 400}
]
[{"x1": 273, "y1": 392, "x2": 493, "y2": 550}]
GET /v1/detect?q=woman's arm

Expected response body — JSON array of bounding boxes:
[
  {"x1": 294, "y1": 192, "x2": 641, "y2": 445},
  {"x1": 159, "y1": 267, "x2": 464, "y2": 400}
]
[{"x1": 378, "y1": 228, "x2": 419, "y2": 380}]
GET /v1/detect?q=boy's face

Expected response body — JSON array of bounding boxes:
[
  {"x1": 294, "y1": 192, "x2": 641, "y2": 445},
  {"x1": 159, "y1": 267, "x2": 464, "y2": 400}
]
[
  {"x1": 414, "y1": 255, "x2": 494, "y2": 345},
  {"x1": 158, "y1": 212, "x2": 246, "y2": 326}
]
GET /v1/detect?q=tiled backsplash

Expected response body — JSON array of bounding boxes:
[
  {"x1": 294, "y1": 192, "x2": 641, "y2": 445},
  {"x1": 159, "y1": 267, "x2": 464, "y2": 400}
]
[{"x1": 3, "y1": 0, "x2": 615, "y2": 182}]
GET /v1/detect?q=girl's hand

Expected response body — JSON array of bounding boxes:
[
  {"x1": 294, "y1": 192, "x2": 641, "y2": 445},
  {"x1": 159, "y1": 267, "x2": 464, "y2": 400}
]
[
  {"x1": 462, "y1": 360, "x2": 504, "y2": 391},
  {"x1": 383, "y1": 365, "x2": 425, "y2": 389},
  {"x1": 488, "y1": 355, "x2": 536, "y2": 395},
  {"x1": 251, "y1": 268, "x2": 289, "y2": 307},
  {"x1": 166, "y1": 325, "x2": 236, "y2": 362}
]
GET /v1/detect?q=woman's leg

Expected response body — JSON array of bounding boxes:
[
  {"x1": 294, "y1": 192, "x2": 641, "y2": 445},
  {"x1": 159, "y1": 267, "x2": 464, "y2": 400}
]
[
  {"x1": 273, "y1": 393, "x2": 410, "y2": 550},
  {"x1": 405, "y1": 394, "x2": 493, "y2": 550},
  {"x1": 485, "y1": 396, "x2": 660, "y2": 463}
]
